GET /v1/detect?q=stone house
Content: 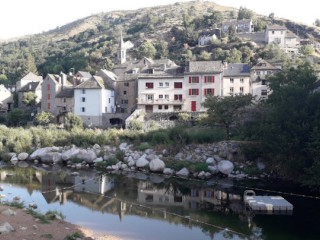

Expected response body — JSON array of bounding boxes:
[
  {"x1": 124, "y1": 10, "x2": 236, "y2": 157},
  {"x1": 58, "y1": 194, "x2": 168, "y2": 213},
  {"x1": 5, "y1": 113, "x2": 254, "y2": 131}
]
[
  {"x1": 251, "y1": 59, "x2": 281, "y2": 100},
  {"x1": 222, "y1": 63, "x2": 251, "y2": 96},
  {"x1": 0, "y1": 84, "x2": 13, "y2": 113},
  {"x1": 198, "y1": 33, "x2": 218, "y2": 46},
  {"x1": 74, "y1": 76, "x2": 115, "y2": 127},
  {"x1": 55, "y1": 88, "x2": 74, "y2": 123},
  {"x1": 222, "y1": 19, "x2": 254, "y2": 33},
  {"x1": 41, "y1": 73, "x2": 73, "y2": 122},
  {"x1": 265, "y1": 25, "x2": 300, "y2": 48},
  {"x1": 74, "y1": 71, "x2": 92, "y2": 85},
  {"x1": 184, "y1": 61, "x2": 224, "y2": 112}
]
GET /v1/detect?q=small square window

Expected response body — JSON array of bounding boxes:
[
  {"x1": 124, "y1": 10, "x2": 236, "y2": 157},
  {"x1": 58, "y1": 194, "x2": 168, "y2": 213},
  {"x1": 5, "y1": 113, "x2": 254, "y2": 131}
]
[
  {"x1": 164, "y1": 105, "x2": 168, "y2": 110},
  {"x1": 81, "y1": 107, "x2": 85, "y2": 112},
  {"x1": 159, "y1": 82, "x2": 163, "y2": 87},
  {"x1": 82, "y1": 97, "x2": 85, "y2": 102},
  {"x1": 158, "y1": 105, "x2": 163, "y2": 110},
  {"x1": 240, "y1": 87, "x2": 244, "y2": 93},
  {"x1": 159, "y1": 94, "x2": 163, "y2": 99},
  {"x1": 240, "y1": 78, "x2": 244, "y2": 83},
  {"x1": 124, "y1": 82, "x2": 129, "y2": 87},
  {"x1": 165, "y1": 82, "x2": 169, "y2": 87},
  {"x1": 230, "y1": 78, "x2": 234, "y2": 83},
  {"x1": 230, "y1": 87, "x2": 234, "y2": 94},
  {"x1": 123, "y1": 91, "x2": 127, "y2": 95},
  {"x1": 82, "y1": 89, "x2": 86, "y2": 94},
  {"x1": 165, "y1": 95, "x2": 169, "y2": 99}
]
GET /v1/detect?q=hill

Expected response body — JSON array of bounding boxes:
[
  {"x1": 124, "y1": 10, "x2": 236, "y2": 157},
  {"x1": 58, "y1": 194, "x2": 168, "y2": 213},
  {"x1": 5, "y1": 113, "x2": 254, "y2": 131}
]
[{"x1": 0, "y1": 1, "x2": 319, "y2": 85}]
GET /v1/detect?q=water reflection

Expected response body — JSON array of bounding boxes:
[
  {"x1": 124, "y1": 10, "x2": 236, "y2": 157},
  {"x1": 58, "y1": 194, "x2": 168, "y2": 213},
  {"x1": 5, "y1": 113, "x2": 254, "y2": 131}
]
[{"x1": 0, "y1": 166, "x2": 319, "y2": 240}]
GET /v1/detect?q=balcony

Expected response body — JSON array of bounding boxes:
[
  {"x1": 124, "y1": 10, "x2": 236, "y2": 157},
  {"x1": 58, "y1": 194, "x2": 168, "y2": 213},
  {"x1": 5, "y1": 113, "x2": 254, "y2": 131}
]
[{"x1": 138, "y1": 99, "x2": 184, "y2": 105}]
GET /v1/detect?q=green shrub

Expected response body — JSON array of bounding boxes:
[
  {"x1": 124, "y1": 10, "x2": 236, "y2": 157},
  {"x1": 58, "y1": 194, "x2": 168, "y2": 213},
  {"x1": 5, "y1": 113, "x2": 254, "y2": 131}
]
[
  {"x1": 105, "y1": 157, "x2": 118, "y2": 166},
  {"x1": 116, "y1": 150, "x2": 125, "y2": 161},
  {"x1": 34, "y1": 112, "x2": 55, "y2": 126},
  {"x1": 178, "y1": 112, "x2": 190, "y2": 121},
  {"x1": 128, "y1": 119, "x2": 143, "y2": 131},
  {"x1": 151, "y1": 131, "x2": 171, "y2": 145},
  {"x1": 65, "y1": 113, "x2": 83, "y2": 130}
]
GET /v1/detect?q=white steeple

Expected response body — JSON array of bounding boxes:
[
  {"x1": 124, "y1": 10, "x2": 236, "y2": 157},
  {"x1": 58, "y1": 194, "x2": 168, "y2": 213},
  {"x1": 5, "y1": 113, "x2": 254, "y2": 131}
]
[{"x1": 117, "y1": 32, "x2": 126, "y2": 64}]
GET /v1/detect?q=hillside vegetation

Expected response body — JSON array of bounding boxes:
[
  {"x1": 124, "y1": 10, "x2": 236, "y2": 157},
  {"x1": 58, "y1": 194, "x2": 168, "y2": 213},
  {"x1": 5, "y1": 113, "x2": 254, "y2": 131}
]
[{"x1": 0, "y1": 1, "x2": 319, "y2": 85}]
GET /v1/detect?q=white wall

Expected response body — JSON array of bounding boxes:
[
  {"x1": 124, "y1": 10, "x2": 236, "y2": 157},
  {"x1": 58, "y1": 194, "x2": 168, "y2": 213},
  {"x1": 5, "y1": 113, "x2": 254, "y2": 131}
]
[{"x1": 222, "y1": 76, "x2": 251, "y2": 96}]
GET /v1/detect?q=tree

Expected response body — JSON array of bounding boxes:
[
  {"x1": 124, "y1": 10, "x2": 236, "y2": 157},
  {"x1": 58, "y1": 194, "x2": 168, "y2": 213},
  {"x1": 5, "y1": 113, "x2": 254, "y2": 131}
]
[
  {"x1": 0, "y1": 74, "x2": 9, "y2": 86},
  {"x1": 7, "y1": 109, "x2": 27, "y2": 126},
  {"x1": 238, "y1": 7, "x2": 254, "y2": 20},
  {"x1": 198, "y1": 51, "x2": 211, "y2": 61},
  {"x1": 240, "y1": 46, "x2": 251, "y2": 63},
  {"x1": 315, "y1": 18, "x2": 320, "y2": 27},
  {"x1": 226, "y1": 48, "x2": 242, "y2": 63},
  {"x1": 138, "y1": 41, "x2": 156, "y2": 58},
  {"x1": 35, "y1": 112, "x2": 55, "y2": 125},
  {"x1": 300, "y1": 45, "x2": 314, "y2": 56},
  {"x1": 228, "y1": 25, "x2": 236, "y2": 38},
  {"x1": 65, "y1": 113, "x2": 83, "y2": 130},
  {"x1": 202, "y1": 94, "x2": 253, "y2": 140},
  {"x1": 103, "y1": 58, "x2": 114, "y2": 70},
  {"x1": 24, "y1": 53, "x2": 38, "y2": 75},
  {"x1": 269, "y1": 13, "x2": 275, "y2": 23},
  {"x1": 22, "y1": 92, "x2": 37, "y2": 107}
]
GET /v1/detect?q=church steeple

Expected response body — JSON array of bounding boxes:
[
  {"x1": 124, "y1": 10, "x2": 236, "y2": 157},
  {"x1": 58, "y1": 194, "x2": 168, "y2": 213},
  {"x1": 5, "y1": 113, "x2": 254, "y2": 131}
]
[{"x1": 117, "y1": 32, "x2": 126, "y2": 64}]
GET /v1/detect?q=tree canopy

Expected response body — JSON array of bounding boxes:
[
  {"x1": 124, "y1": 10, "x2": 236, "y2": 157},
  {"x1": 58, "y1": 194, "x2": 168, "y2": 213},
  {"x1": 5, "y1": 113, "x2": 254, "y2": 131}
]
[{"x1": 22, "y1": 92, "x2": 37, "y2": 106}]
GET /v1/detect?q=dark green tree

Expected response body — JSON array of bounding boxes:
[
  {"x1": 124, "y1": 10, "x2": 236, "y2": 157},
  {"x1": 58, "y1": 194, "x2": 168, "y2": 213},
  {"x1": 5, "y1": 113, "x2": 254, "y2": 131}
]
[
  {"x1": 22, "y1": 92, "x2": 37, "y2": 107},
  {"x1": 7, "y1": 109, "x2": 27, "y2": 126},
  {"x1": 0, "y1": 74, "x2": 9, "y2": 86},
  {"x1": 238, "y1": 7, "x2": 254, "y2": 20},
  {"x1": 35, "y1": 112, "x2": 55, "y2": 125},
  {"x1": 315, "y1": 18, "x2": 320, "y2": 27},
  {"x1": 65, "y1": 113, "x2": 83, "y2": 130},
  {"x1": 202, "y1": 94, "x2": 253, "y2": 140},
  {"x1": 138, "y1": 41, "x2": 156, "y2": 58},
  {"x1": 24, "y1": 53, "x2": 38, "y2": 75}
]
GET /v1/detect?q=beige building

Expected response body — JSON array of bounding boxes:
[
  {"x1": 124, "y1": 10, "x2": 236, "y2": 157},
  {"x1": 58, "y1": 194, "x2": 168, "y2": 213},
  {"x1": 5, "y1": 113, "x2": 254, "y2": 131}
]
[
  {"x1": 222, "y1": 19, "x2": 254, "y2": 33},
  {"x1": 265, "y1": 25, "x2": 300, "y2": 48},
  {"x1": 222, "y1": 63, "x2": 251, "y2": 96},
  {"x1": 0, "y1": 84, "x2": 13, "y2": 113}
]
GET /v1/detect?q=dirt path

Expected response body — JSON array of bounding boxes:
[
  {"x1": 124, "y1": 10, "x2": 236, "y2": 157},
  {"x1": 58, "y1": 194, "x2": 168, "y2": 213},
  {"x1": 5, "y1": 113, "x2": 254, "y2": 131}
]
[{"x1": 0, "y1": 205, "x2": 123, "y2": 240}]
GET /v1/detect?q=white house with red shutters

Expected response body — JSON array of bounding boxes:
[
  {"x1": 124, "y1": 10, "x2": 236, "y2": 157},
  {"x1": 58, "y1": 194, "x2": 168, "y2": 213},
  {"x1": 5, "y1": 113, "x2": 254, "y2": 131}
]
[{"x1": 184, "y1": 61, "x2": 224, "y2": 112}]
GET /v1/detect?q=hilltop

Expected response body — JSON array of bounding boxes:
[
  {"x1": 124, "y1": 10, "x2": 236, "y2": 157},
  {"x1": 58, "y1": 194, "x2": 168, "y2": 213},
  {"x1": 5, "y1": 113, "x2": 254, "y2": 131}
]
[{"x1": 0, "y1": 1, "x2": 319, "y2": 84}]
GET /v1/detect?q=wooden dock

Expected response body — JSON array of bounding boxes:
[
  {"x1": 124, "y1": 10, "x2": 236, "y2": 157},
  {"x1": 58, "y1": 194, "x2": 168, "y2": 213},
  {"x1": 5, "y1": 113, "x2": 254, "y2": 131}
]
[{"x1": 244, "y1": 190, "x2": 293, "y2": 213}]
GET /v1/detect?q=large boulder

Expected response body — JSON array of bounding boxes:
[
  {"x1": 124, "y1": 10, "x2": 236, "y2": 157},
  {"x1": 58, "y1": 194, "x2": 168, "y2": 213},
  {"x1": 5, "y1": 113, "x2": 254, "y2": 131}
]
[
  {"x1": 136, "y1": 157, "x2": 149, "y2": 168},
  {"x1": 206, "y1": 157, "x2": 216, "y2": 165},
  {"x1": 41, "y1": 152, "x2": 62, "y2": 163},
  {"x1": 128, "y1": 159, "x2": 135, "y2": 167},
  {"x1": 163, "y1": 168, "x2": 174, "y2": 175},
  {"x1": 77, "y1": 149, "x2": 97, "y2": 163},
  {"x1": 0, "y1": 222, "x2": 14, "y2": 234},
  {"x1": 149, "y1": 159, "x2": 165, "y2": 172},
  {"x1": 218, "y1": 160, "x2": 234, "y2": 175},
  {"x1": 29, "y1": 147, "x2": 51, "y2": 160},
  {"x1": 176, "y1": 167, "x2": 189, "y2": 177},
  {"x1": 119, "y1": 142, "x2": 128, "y2": 150},
  {"x1": 18, "y1": 152, "x2": 29, "y2": 161},
  {"x1": 61, "y1": 147, "x2": 80, "y2": 160}
]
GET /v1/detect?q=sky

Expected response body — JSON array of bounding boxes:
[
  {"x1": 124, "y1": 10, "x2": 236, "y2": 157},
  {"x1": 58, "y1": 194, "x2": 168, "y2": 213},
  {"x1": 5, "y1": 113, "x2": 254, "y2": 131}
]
[{"x1": 0, "y1": 0, "x2": 319, "y2": 40}]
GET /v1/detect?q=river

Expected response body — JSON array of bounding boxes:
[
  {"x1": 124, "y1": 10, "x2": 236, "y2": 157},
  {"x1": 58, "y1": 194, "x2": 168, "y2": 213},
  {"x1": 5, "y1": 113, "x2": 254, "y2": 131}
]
[{"x1": 0, "y1": 165, "x2": 319, "y2": 240}]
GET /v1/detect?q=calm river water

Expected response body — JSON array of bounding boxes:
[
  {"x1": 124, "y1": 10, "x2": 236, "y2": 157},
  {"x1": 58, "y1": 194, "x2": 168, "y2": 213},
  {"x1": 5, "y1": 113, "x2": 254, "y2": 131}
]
[{"x1": 0, "y1": 165, "x2": 319, "y2": 240}]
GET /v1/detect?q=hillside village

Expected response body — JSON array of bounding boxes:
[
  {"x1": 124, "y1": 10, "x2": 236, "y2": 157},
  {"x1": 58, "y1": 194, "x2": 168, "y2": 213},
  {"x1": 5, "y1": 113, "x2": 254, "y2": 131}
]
[{"x1": 0, "y1": 17, "x2": 316, "y2": 128}]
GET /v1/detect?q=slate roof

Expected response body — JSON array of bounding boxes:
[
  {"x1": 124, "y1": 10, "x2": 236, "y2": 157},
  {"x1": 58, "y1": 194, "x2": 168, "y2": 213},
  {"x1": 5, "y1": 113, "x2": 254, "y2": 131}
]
[
  {"x1": 98, "y1": 69, "x2": 117, "y2": 81},
  {"x1": 224, "y1": 63, "x2": 250, "y2": 76},
  {"x1": 46, "y1": 74, "x2": 73, "y2": 86},
  {"x1": 251, "y1": 60, "x2": 280, "y2": 71},
  {"x1": 186, "y1": 61, "x2": 223, "y2": 73},
  {"x1": 286, "y1": 31, "x2": 298, "y2": 38},
  {"x1": 267, "y1": 25, "x2": 287, "y2": 31},
  {"x1": 74, "y1": 76, "x2": 113, "y2": 90},
  {"x1": 21, "y1": 72, "x2": 42, "y2": 81},
  {"x1": 77, "y1": 71, "x2": 92, "y2": 79},
  {"x1": 18, "y1": 81, "x2": 41, "y2": 92},
  {"x1": 56, "y1": 88, "x2": 74, "y2": 98}
]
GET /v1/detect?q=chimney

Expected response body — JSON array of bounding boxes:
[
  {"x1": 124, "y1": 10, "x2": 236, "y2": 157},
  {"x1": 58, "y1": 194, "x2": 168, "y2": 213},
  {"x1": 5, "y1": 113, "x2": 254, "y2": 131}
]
[{"x1": 223, "y1": 60, "x2": 228, "y2": 69}]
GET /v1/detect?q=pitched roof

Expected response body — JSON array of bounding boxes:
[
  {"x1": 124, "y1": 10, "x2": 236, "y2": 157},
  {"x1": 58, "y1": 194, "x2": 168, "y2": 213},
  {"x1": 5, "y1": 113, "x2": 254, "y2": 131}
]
[
  {"x1": 56, "y1": 88, "x2": 74, "y2": 98},
  {"x1": 251, "y1": 60, "x2": 280, "y2": 71},
  {"x1": 77, "y1": 71, "x2": 92, "y2": 79},
  {"x1": 285, "y1": 31, "x2": 298, "y2": 38},
  {"x1": 46, "y1": 73, "x2": 73, "y2": 86},
  {"x1": 74, "y1": 76, "x2": 110, "y2": 89},
  {"x1": 224, "y1": 63, "x2": 250, "y2": 76},
  {"x1": 21, "y1": 72, "x2": 42, "y2": 81},
  {"x1": 267, "y1": 25, "x2": 287, "y2": 31},
  {"x1": 186, "y1": 61, "x2": 223, "y2": 73},
  {"x1": 18, "y1": 81, "x2": 41, "y2": 92},
  {"x1": 98, "y1": 69, "x2": 117, "y2": 81},
  {"x1": 222, "y1": 19, "x2": 252, "y2": 26}
]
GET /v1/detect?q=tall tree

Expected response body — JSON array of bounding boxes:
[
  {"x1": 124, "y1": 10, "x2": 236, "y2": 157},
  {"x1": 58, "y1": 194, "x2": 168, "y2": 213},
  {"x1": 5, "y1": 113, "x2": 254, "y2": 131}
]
[
  {"x1": 238, "y1": 7, "x2": 254, "y2": 20},
  {"x1": 138, "y1": 41, "x2": 156, "y2": 58},
  {"x1": 22, "y1": 92, "x2": 37, "y2": 107},
  {"x1": 24, "y1": 53, "x2": 38, "y2": 75}
]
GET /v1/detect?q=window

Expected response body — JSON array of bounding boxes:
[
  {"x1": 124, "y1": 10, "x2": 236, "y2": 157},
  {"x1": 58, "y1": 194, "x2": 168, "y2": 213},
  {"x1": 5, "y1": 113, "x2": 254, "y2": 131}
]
[
  {"x1": 205, "y1": 76, "x2": 215, "y2": 83},
  {"x1": 189, "y1": 76, "x2": 199, "y2": 83},
  {"x1": 261, "y1": 80, "x2": 266, "y2": 85},
  {"x1": 121, "y1": 100, "x2": 128, "y2": 104},
  {"x1": 240, "y1": 87, "x2": 244, "y2": 93},
  {"x1": 81, "y1": 107, "x2": 85, "y2": 112},
  {"x1": 159, "y1": 82, "x2": 163, "y2": 87},
  {"x1": 111, "y1": 91, "x2": 114, "y2": 97},
  {"x1": 174, "y1": 94, "x2": 183, "y2": 101},
  {"x1": 230, "y1": 78, "x2": 234, "y2": 83},
  {"x1": 82, "y1": 89, "x2": 86, "y2": 94},
  {"x1": 47, "y1": 94, "x2": 51, "y2": 100},
  {"x1": 164, "y1": 105, "x2": 168, "y2": 110},
  {"x1": 230, "y1": 87, "x2": 234, "y2": 94},
  {"x1": 204, "y1": 88, "x2": 214, "y2": 95},
  {"x1": 256, "y1": 71, "x2": 260, "y2": 75},
  {"x1": 146, "y1": 82, "x2": 154, "y2": 89},
  {"x1": 240, "y1": 78, "x2": 244, "y2": 83},
  {"x1": 267, "y1": 71, "x2": 272, "y2": 75},
  {"x1": 109, "y1": 98, "x2": 111, "y2": 103},
  {"x1": 159, "y1": 94, "x2": 163, "y2": 99},
  {"x1": 147, "y1": 95, "x2": 153, "y2": 100},
  {"x1": 82, "y1": 97, "x2": 85, "y2": 102},
  {"x1": 47, "y1": 103, "x2": 51, "y2": 109},
  {"x1": 174, "y1": 82, "x2": 182, "y2": 88},
  {"x1": 105, "y1": 107, "x2": 108, "y2": 112},
  {"x1": 124, "y1": 82, "x2": 129, "y2": 87},
  {"x1": 165, "y1": 94, "x2": 169, "y2": 100},
  {"x1": 189, "y1": 89, "x2": 199, "y2": 95},
  {"x1": 174, "y1": 105, "x2": 182, "y2": 111},
  {"x1": 272, "y1": 31, "x2": 275, "y2": 34},
  {"x1": 64, "y1": 98, "x2": 66, "y2": 103},
  {"x1": 47, "y1": 84, "x2": 51, "y2": 91},
  {"x1": 281, "y1": 31, "x2": 283, "y2": 34},
  {"x1": 158, "y1": 105, "x2": 163, "y2": 110},
  {"x1": 261, "y1": 89, "x2": 268, "y2": 95},
  {"x1": 165, "y1": 82, "x2": 169, "y2": 87},
  {"x1": 123, "y1": 91, "x2": 127, "y2": 95}
]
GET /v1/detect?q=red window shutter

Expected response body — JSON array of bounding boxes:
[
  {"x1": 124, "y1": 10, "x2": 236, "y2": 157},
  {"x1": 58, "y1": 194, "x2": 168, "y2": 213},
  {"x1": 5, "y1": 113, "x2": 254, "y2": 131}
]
[
  {"x1": 189, "y1": 89, "x2": 192, "y2": 95},
  {"x1": 205, "y1": 76, "x2": 207, "y2": 83},
  {"x1": 212, "y1": 76, "x2": 215, "y2": 83},
  {"x1": 48, "y1": 103, "x2": 50, "y2": 109},
  {"x1": 197, "y1": 76, "x2": 199, "y2": 83},
  {"x1": 204, "y1": 89, "x2": 207, "y2": 95},
  {"x1": 196, "y1": 89, "x2": 199, "y2": 95},
  {"x1": 212, "y1": 88, "x2": 215, "y2": 95},
  {"x1": 189, "y1": 77, "x2": 191, "y2": 83}
]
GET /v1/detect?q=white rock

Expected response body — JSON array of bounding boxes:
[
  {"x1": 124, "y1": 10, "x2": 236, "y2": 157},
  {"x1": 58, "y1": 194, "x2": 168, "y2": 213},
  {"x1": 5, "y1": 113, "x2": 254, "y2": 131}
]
[
  {"x1": 93, "y1": 144, "x2": 101, "y2": 150},
  {"x1": 41, "y1": 152, "x2": 62, "y2": 163},
  {"x1": 208, "y1": 165, "x2": 219, "y2": 174},
  {"x1": 127, "y1": 156, "x2": 133, "y2": 163},
  {"x1": 163, "y1": 168, "x2": 174, "y2": 175},
  {"x1": 112, "y1": 165, "x2": 119, "y2": 170},
  {"x1": 206, "y1": 157, "x2": 216, "y2": 165},
  {"x1": 149, "y1": 159, "x2": 165, "y2": 172},
  {"x1": 204, "y1": 172, "x2": 212, "y2": 178},
  {"x1": 121, "y1": 164, "x2": 128, "y2": 169},
  {"x1": 198, "y1": 171, "x2": 205, "y2": 178},
  {"x1": 77, "y1": 149, "x2": 97, "y2": 163},
  {"x1": 10, "y1": 157, "x2": 18, "y2": 165},
  {"x1": 132, "y1": 152, "x2": 140, "y2": 160},
  {"x1": 0, "y1": 222, "x2": 14, "y2": 234},
  {"x1": 71, "y1": 172, "x2": 79, "y2": 176},
  {"x1": 136, "y1": 157, "x2": 149, "y2": 168},
  {"x1": 61, "y1": 147, "x2": 80, "y2": 160},
  {"x1": 33, "y1": 225, "x2": 38, "y2": 230},
  {"x1": 145, "y1": 149, "x2": 153, "y2": 155},
  {"x1": 18, "y1": 152, "x2": 29, "y2": 161},
  {"x1": 174, "y1": 152, "x2": 183, "y2": 160},
  {"x1": 162, "y1": 149, "x2": 168, "y2": 155},
  {"x1": 128, "y1": 159, "x2": 135, "y2": 167},
  {"x1": 93, "y1": 157, "x2": 103, "y2": 163},
  {"x1": 119, "y1": 142, "x2": 127, "y2": 150},
  {"x1": 176, "y1": 167, "x2": 189, "y2": 177},
  {"x1": 2, "y1": 209, "x2": 17, "y2": 216},
  {"x1": 218, "y1": 160, "x2": 234, "y2": 175},
  {"x1": 257, "y1": 161, "x2": 266, "y2": 170}
]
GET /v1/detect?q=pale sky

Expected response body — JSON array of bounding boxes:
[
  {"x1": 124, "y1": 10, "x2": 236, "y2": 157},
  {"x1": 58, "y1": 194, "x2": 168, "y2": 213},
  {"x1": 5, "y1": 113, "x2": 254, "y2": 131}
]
[{"x1": 0, "y1": 0, "x2": 319, "y2": 40}]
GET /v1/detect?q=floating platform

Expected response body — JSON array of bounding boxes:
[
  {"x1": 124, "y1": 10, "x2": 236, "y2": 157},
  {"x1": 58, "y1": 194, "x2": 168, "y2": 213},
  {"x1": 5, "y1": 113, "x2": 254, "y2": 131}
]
[{"x1": 244, "y1": 190, "x2": 293, "y2": 214}]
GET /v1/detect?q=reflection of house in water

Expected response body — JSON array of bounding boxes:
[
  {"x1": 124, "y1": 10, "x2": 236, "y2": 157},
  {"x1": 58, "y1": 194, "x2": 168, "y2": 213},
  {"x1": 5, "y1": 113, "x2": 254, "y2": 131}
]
[
  {"x1": 137, "y1": 182, "x2": 241, "y2": 211},
  {"x1": 74, "y1": 175, "x2": 114, "y2": 194}
]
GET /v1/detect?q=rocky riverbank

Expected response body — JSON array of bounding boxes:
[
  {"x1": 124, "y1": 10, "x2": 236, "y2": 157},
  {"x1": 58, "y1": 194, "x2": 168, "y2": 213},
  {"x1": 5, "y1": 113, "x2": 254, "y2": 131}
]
[{"x1": 2, "y1": 141, "x2": 269, "y2": 180}]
